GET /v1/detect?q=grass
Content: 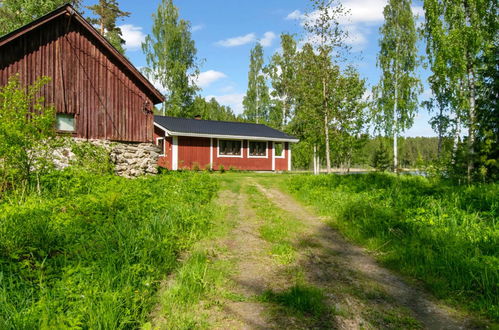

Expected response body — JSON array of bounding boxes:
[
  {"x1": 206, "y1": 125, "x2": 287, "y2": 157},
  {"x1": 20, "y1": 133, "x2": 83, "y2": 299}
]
[
  {"x1": 0, "y1": 169, "x2": 219, "y2": 328},
  {"x1": 246, "y1": 184, "x2": 302, "y2": 265},
  {"x1": 285, "y1": 173, "x2": 498, "y2": 321}
]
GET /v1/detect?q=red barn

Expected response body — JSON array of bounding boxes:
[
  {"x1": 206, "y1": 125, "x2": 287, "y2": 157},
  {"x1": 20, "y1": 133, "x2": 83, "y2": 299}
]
[
  {"x1": 154, "y1": 116, "x2": 299, "y2": 171},
  {"x1": 0, "y1": 4, "x2": 164, "y2": 143}
]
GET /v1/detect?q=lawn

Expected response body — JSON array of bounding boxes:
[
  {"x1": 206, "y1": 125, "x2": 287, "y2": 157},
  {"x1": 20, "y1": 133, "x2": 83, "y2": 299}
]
[
  {"x1": 284, "y1": 173, "x2": 498, "y2": 320},
  {"x1": 0, "y1": 170, "x2": 219, "y2": 328}
]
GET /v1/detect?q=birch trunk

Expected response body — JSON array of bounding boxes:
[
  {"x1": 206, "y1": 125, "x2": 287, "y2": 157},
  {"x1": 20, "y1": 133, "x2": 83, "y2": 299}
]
[
  {"x1": 393, "y1": 75, "x2": 398, "y2": 173},
  {"x1": 467, "y1": 65, "x2": 476, "y2": 183},
  {"x1": 323, "y1": 77, "x2": 331, "y2": 174}
]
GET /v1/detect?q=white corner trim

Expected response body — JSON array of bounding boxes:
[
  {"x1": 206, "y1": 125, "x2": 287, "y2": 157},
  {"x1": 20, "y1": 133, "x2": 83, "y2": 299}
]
[
  {"x1": 247, "y1": 140, "x2": 268, "y2": 159},
  {"x1": 217, "y1": 138, "x2": 243, "y2": 158},
  {"x1": 156, "y1": 137, "x2": 165, "y2": 156},
  {"x1": 172, "y1": 136, "x2": 178, "y2": 170},
  {"x1": 288, "y1": 144, "x2": 292, "y2": 171},
  {"x1": 272, "y1": 142, "x2": 276, "y2": 171},
  {"x1": 210, "y1": 138, "x2": 213, "y2": 170},
  {"x1": 274, "y1": 141, "x2": 285, "y2": 159}
]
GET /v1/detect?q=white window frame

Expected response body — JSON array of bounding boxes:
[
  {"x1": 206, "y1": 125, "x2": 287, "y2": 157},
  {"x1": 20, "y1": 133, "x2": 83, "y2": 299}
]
[
  {"x1": 156, "y1": 137, "x2": 165, "y2": 156},
  {"x1": 248, "y1": 140, "x2": 268, "y2": 159},
  {"x1": 217, "y1": 139, "x2": 243, "y2": 158},
  {"x1": 274, "y1": 142, "x2": 285, "y2": 159}
]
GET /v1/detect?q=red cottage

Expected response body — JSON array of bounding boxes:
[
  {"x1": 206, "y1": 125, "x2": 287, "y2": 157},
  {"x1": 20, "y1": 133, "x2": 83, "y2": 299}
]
[
  {"x1": 154, "y1": 116, "x2": 299, "y2": 171},
  {"x1": 0, "y1": 4, "x2": 164, "y2": 143}
]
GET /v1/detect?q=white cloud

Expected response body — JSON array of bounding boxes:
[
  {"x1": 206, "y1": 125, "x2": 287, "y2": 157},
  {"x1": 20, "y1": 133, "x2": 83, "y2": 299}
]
[
  {"x1": 195, "y1": 70, "x2": 227, "y2": 88},
  {"x1": 207, "y1": 93, "x2": 245, "y2": 114},
  {"x1": 119, "y1": 24, "x2": 146, "y2": 51},
  {"x1": 259, "y1": 31, "x2": 277, "y2": 47},
  {"x1": 286, "y1": 9, "x2": 304, "y2": 20},
  {"x1": 192, "y1": 24, "x2": 204, "y2": 32},
  {"x1": 287, "y1": 0, "x2": 422, "y2": 51},
  {"x1": 216, "y1": 33, "x2": 257, "y2": 47}
]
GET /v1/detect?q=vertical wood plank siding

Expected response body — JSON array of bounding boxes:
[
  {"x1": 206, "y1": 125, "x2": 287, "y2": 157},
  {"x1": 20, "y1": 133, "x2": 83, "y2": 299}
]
[{"x1": 0, "y1": 15, "x2": 155, "y2": 143}]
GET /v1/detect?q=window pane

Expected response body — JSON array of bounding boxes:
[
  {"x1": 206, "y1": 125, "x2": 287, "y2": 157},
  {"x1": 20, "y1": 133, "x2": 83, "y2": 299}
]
[
  {"x1": 220, "y1": 140, "x2": 241, "y2": 156},
  {"x1": 275, "y1": 142, "x2": 284, "y2": 157},
  {"x1": 56, "y1": 113, "x2": 75, "y2": 131},
  {"x1": 157, "y1": 138, "x2": 165, "y2": 155},
  {"x1": 249, "y1": 141, "x2": 267, "y2": 156}
]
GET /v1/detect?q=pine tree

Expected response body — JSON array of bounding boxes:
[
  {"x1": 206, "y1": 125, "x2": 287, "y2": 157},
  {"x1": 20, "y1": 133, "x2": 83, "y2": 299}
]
[
  {"x1": 86, "y1": 0, "x2": 130, "y2": 54},
  {"x1": 373, "y1": 0, "x2": 421, "y2": 173}
]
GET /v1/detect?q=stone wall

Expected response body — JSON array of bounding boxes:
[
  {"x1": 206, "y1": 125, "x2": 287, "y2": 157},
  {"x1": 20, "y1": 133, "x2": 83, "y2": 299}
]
[{"x1": 53, "y1": 138, "x2": 160, "y2": 178}]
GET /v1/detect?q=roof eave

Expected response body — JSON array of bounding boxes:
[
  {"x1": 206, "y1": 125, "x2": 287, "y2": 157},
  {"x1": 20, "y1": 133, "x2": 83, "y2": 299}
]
[{"x1": 153, "y1": 123, "x2": 299, "y2": 143}]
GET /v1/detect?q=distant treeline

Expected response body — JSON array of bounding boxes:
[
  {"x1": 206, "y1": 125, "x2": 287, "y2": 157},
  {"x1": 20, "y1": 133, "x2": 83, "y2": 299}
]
[{"x1": 293, "y1": 136, "x2": 445, "y2": 171}]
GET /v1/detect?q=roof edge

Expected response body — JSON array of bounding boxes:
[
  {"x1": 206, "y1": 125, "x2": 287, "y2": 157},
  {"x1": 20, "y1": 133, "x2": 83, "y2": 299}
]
[
  {"x1": 153, "y1": 123, "x2": 299, "y2": 143},
  {"x1": 0, "y1": 4, "x2": 164, "y2": 105}
]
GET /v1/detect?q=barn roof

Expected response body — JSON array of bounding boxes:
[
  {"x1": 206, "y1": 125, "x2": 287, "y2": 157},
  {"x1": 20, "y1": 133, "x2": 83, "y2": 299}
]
[
  {"x1": 154, "y1": 116, "x2": 299, "y2": 142},
  {"x1": 0, "y1": 4, "x2": 164, "y2": 104}
]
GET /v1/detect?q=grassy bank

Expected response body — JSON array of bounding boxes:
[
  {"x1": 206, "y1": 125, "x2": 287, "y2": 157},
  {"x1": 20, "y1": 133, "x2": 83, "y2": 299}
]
[
  {"x1": 285, "y1": 173, "x2": 498, "y2": 320},
  {"x1": 0, "y1": 170, "x2": 219, "y2": 328}
]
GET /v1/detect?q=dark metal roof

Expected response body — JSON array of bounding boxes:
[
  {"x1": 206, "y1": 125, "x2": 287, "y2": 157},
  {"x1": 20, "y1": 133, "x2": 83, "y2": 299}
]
[{"x1": 154, "y1": 116, "x2": 299, "y2": 142}]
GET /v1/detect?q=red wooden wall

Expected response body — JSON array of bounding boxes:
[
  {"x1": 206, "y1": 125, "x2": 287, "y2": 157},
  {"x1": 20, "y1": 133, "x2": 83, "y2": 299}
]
[
  {"x1": 0, "y1": 13, "x2": 158, "y2": 143},
  {"x1": 153, "y1": 134, "x2": 291, "y2": 171}
]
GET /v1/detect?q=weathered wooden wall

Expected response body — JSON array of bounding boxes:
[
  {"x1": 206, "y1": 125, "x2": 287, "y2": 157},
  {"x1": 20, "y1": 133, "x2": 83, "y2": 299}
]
[{"x1": 0, "y1": 14, "x2": 157, "y2": 142}]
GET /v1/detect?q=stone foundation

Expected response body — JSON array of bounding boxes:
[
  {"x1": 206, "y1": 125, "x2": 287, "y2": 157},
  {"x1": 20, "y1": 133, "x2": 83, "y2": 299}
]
[{"x1": 53, "y1": 138, "x2": 160, "y2": 178}]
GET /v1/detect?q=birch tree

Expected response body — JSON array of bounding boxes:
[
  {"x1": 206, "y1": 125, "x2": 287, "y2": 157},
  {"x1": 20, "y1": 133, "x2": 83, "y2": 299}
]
[
  {"x1": 142, "y1": 0, "x2": 199, "y2": 117},
  {"x1": 266, "y1": 34, "x2": 297, "y2": 129},
  {"x1": 423, "y1": 0, "x2": 497, "y2": 182},
  {"x1": 303, "y1": 0, "x2": 350, "y2": 174},
  {"x1": 243, "y1": 43, "x2": 270, "y2": 123},
  {"x1": 374, "y1": 0, "x2": 421, "y2": 173}
]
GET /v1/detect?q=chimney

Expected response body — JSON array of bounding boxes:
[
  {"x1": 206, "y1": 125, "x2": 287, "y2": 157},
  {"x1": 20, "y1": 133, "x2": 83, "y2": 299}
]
[{"x1": 194, "y1": 115, "x2": 202, "y2": 120}]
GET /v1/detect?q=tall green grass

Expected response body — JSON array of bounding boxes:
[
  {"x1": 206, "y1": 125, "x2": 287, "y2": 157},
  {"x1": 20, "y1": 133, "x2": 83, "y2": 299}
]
[
  {"x1": 285, "y1": 173, "x2": 498, "y2": 320},
  {"x1": 0, "y1": 169, "x2": 219, "y2": 328}
]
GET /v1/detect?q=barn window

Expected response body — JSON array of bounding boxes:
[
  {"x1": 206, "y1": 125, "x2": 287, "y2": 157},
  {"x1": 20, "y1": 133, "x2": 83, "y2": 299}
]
[
  {"x1": 249, "y1": 141, "x2": 267, "y2": 157},
  {"x1": 218, "y1": 140, "x2": 242, "y2": 157},
  {"x1": 56, "y1": 113, "x2": 75, "y2": 132},
  {"x1": 274, "y1": 142, "x2": 285, "y2": 158},
  {"x1": 156, "y1": 137, "x2": 165, "y2": 156}
]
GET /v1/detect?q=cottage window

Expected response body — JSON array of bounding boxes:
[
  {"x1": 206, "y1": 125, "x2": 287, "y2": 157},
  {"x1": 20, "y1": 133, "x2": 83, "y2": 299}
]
[
  {"x1": 274, "y1": 142, "x2": 284, "y2": 158},
  {"x1": 249, "y1": 141, "x2": 267, "y2": 157},
  {"x1": 218, "y1": 140, "x2": 242, "y2": 156},
  {"x1": 56, "y1": 113, "x2": 75, "y2": 132},
  {"x1": 156, "y1": 137, "x2": 165, "y2": 156}
]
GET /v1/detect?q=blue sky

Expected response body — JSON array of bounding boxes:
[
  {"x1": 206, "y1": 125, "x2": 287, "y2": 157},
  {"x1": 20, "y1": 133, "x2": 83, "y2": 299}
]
[{"x1": 83, "y1": 0, "x2": 434, "y2": 137}]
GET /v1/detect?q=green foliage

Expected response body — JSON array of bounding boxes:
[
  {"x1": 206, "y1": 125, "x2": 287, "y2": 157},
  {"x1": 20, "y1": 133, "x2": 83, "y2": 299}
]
[
  {"x1": 0, "y1": 170, "x2": 219, "y2": 328},
  {"x1": 423, "y1": 0, "x2": 498, "y2": 182},
  {"x1": 142, "y1": 0, "x2": 199, "y2": 117},
  {"x1": 0, "y1": 75, "x2": 56, "y2": 190},
  {"x1": 370, "y1": 139, "x2": 391, "y2": 171},
  {"x1": 86, "y1": 0, "x2": 130, "y2": 54},
  {"x1": 243, "y1": 43, "x2": 271, "y2": 124},
  {"x1": 70, "y1": 141, "x2": 114, "y2": 174},
  {"x1": 286, "y1": 174, "x2": 498, "y2": 319},
  {"x1": 0, "y1": 0, "x2": 81, "y2": 36},
  {"x1": 190, "y1": 96, "x2": 237, "y2": 121},
  {"x1": 373, "y1": 0, "x2": 422, "y2": 172}
]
